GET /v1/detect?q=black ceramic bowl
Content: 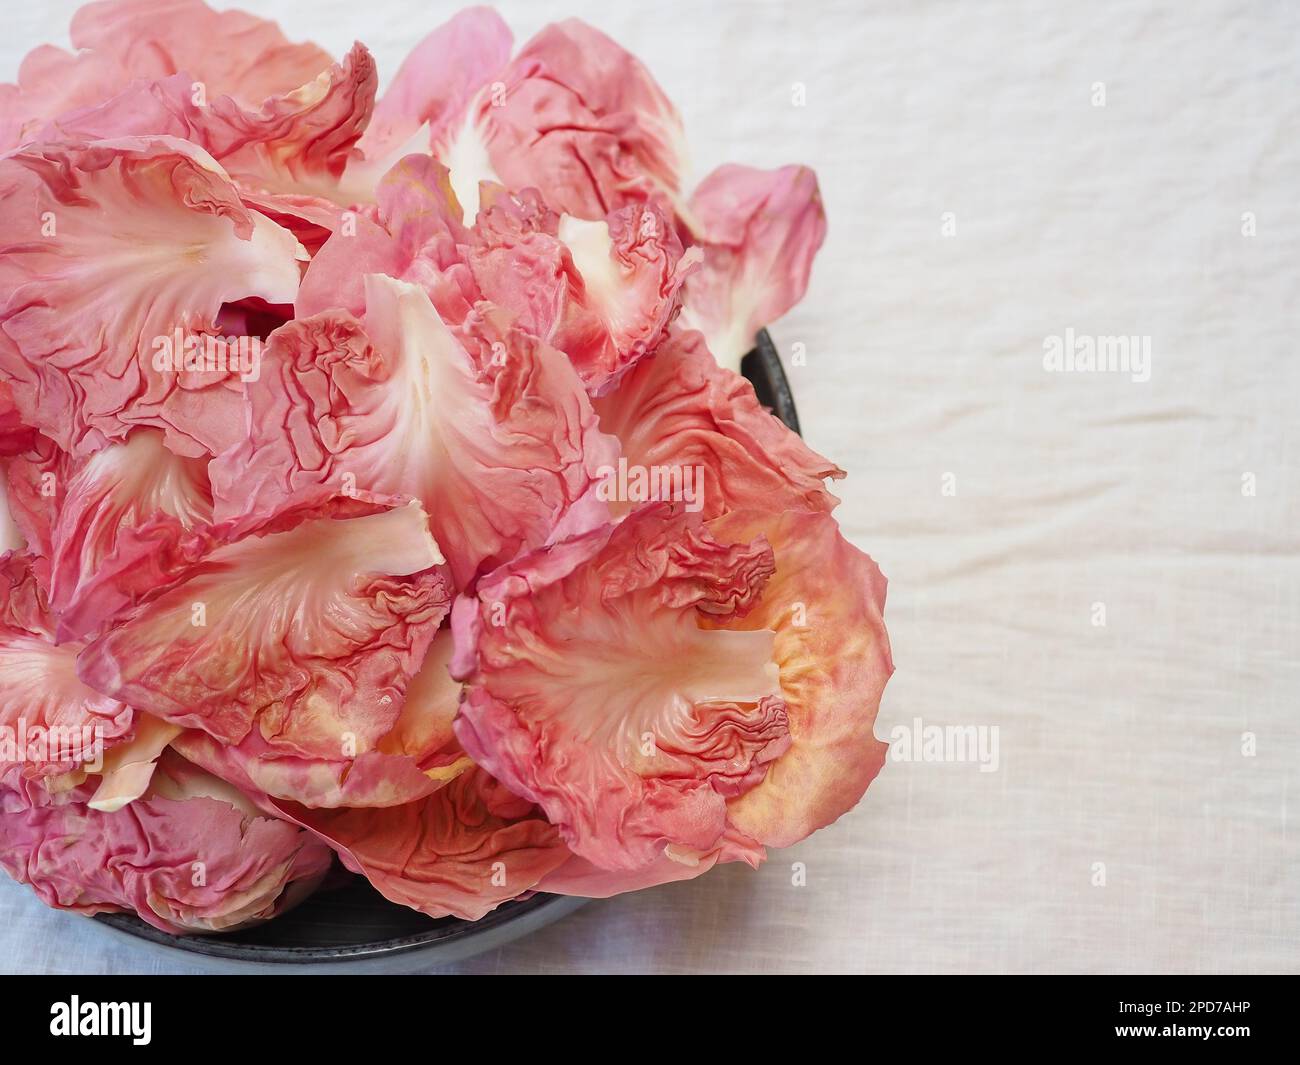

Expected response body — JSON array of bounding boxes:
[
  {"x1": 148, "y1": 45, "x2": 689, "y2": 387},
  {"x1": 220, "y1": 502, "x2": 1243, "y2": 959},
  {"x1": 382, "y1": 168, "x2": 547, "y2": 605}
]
[{"x1": 93, "y1": 329, "x2": 799, "y2": 970}]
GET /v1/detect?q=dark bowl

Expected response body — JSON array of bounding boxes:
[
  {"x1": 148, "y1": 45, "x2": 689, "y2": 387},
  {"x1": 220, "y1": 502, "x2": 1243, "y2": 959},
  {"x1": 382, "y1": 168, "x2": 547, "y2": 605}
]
[{"x1": 93, "y1": 328, "x2": 799, "y2": 970}]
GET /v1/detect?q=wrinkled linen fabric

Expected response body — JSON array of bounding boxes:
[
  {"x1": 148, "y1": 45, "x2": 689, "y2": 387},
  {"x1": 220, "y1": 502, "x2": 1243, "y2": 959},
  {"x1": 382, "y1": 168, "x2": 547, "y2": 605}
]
[{"x1": 2, "y1": 0, "x2": 1297, "y2": 975}]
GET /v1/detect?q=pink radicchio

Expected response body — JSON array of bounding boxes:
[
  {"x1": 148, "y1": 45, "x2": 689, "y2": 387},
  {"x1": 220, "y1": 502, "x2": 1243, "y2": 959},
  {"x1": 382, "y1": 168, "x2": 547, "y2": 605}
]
[
  {"x1": 1, "y1": 0, "x2": 377, "y2": 242},
  {"x1": 33, "y1": 48, "x2": 379, "y2": 205},
  {"x1": 470, "y1": 187, "x2": 697, "y2": 394},
  {"x1": 67, "y1": 0, "x2": 334, "y2": 109},
  {"x1": 296, "y1": 153, "x2": 477, "y2": 323},
  {"x1": 0, "y1": 4, "x2": 880, "y2": 930},
  {"x1": 0, "y1": 136, "x2": 306, "y2": 457},
  {"x1": 704, "y1": 509, "x2": 893, "y2": 847},
  {"x1": 0, "y1": 379, "x2": 35, "y2": 459},
  {"x1": 592, "y1": 327, "x2": 844, "y2": 518},
  {"x1": 0, "y1": 552, "x2": 133, "y2": 788},
  {"x1": 277, "y1": 765, "x2": 570, "y2": 922},
  {"x1": 351, "y1": 15, "x2": 684, "y2": 223},
  {"x1": 209, "y1": 273, "x2": 617, "y2": 588},
  {"x1": 347, "y1": 6, "x2": 513, "y2": 208},
  {"x1": 451, "y1": 503, "x2": 790, "y2": 871},
  {"x1": 172, "y1": 629, "x2": 472, "y2": 809},
  {"x1": 0, "y1": 749, "x2": 331, "y2": 934},
  {"x1": 679, "y1": 164, "x2": 827, "y2": 372},
  {"x1": 0, "y1": 484, "x2": 21, "y2": 557},
  {"x1": 0, "y1": 0, "x2": 335, "y2": 152},
  {"x1": 76, "y1": 501, "x2": 451, "y2": 780},
  {"x1": 536, "y1": 825, "x2": 766, "y2": 899},
  {"x1": 478, "y1": 20, "x2": 686, "y2": 221},
  {"x1": 13, "y1": 431, "x2": 212, "y2": 638}
]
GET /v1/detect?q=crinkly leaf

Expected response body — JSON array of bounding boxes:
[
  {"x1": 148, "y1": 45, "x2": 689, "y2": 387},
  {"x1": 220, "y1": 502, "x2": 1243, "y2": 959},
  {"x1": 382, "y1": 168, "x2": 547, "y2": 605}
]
[
  {"x1": 0, "y1": 750, "x2": 331, "y2": 934},
  {"x1": 52, "y1": 479, "x2": 416, "y2": 645},
  {"x1": 348, "y1": 7, "x2": 513, "y2": 208},
  {"x1": 211, "y1": 274, "x2": 616, "y2": 587},
  {"x1": 0, "y1": 45, "x2": 129, "y2": 151},
  {"x1": 537, "y1": 826, "x2": 765, "y2": 898},
  {"x1": 679, "y1": 165, "x2": 826, "y2": 372},
  {"x1": 592, "y1": 328, "x2": 842, "y2": 518},
  {"x1": 482, "y1": 19, "x2": 687, "y2": 220},
  {"x1": 203, "y1": 43, "x2": 377, "y2": 196},
  {"x1": 0, "y1": 137, "x2": 306, "y2": 457},
  {"x1": 0, "y1": 0, "x2": 335, "y2": 151},
  {"x1": 452, "y1": 504, "x2": 788, "y2": 870},
  {"x1": 297, "y1": 155, "x2": 476, "y2": 324},
  {"x1": 70, "y1": 0, "x2": 334, "y2": 107},
  {"x1": 0, "y1": 554, "x2": 132, "y2": 784},
  {"x1": 172, "y1": 629, "x2": 471, "y2": 808},
  {"x1": 37, "y1": 49, "x2": 378, "y2": 202},
  {"x1": 35, "y1": 431, "x2": 213, "y2": 637},
  {"x1": 353, "y1": 17, "x2": 685, "y2": 223},
  {"x1": 279, "y1": 766, "x2": 569, "y2": 921},
  {"x1": 470, "y1": 190, "x2": 695, "y2": 393},
  {"x1": 86, "y1": 712, "x2": 182, "y2": 813},
  {"x1": 24, "y1": 58, "x2": 363, "y2": 242},
  {"x1": 706, "y1": 509, "x2": 892, "y2": 847},
  {"x1": 77, "y1": 501, "x2": 449, "y2": 764},
  {"x1": 21, "y1": 439, "x2": 221, "y2": 645}
]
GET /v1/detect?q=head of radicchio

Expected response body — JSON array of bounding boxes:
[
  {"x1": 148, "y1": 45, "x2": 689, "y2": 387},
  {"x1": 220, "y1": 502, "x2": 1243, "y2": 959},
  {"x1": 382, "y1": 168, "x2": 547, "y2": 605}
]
[{"x1": 0, "y1": 0, "x2": 888, "y2": 933}]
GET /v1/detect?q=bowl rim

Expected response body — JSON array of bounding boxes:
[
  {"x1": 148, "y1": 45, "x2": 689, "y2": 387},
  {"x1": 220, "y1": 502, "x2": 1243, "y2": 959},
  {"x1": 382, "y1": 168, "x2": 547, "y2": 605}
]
[
  {"x1": 93, "y1": 892, "x2": 587, "y2": 968},
  {"x1": 746, "y1": 328, "x2": 800, "y2": 434}
]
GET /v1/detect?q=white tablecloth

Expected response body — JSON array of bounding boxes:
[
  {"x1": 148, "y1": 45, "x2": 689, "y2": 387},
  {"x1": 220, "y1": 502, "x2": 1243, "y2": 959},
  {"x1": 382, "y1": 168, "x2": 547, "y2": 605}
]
[{"x1": 2, "y1": 0, "x2": 1297, "y2": 975}]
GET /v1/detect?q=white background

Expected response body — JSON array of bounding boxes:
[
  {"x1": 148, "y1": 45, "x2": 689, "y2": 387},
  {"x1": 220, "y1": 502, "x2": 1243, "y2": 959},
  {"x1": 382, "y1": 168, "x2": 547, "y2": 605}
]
[{"x1": 2, "y1": 0, "x2": 1298, "y2": 974}]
